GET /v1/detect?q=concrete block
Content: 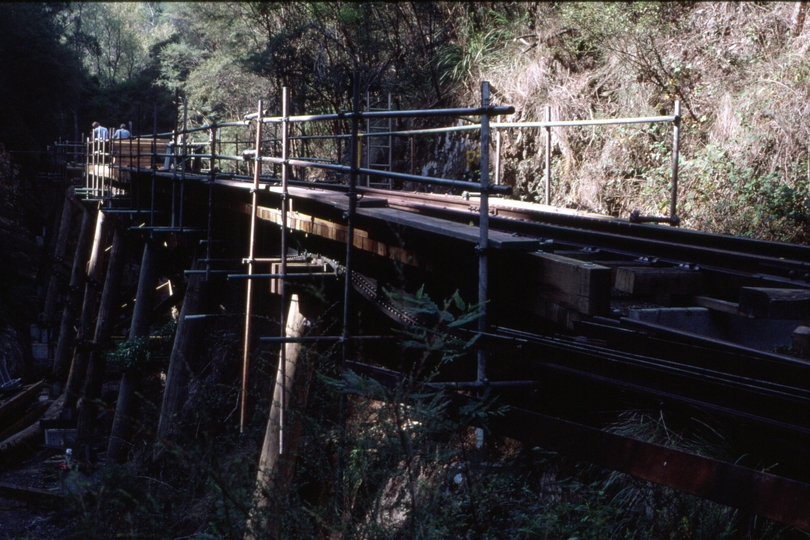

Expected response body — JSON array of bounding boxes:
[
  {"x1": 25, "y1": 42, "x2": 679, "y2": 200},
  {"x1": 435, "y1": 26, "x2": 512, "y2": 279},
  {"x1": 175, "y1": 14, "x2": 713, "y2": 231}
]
[
  {"x1": 31, "y1": 342, "x2": 49, "y2": 361},
  {"x1": 45, "y1": 428, "x2": 77, "y2": 448}
]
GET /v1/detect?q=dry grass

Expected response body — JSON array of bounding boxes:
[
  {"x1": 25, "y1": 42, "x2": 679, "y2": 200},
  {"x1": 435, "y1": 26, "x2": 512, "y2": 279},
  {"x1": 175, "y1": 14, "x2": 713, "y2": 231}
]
[{"x1": 451, "y1": 2, "x2": 810, "y2": 241}]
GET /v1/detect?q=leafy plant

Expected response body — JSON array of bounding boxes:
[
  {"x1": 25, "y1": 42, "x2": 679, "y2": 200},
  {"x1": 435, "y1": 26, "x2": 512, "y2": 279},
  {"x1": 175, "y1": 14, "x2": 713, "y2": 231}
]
[{"x1": 105, "y1": 319, "x2": 176, "y2": 371}]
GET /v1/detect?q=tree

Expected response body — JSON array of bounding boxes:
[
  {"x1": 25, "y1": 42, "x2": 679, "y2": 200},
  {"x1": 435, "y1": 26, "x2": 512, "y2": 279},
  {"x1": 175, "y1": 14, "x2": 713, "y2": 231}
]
[{"x1": 0, "y1": 2, "x2": 83, "y2": 150}]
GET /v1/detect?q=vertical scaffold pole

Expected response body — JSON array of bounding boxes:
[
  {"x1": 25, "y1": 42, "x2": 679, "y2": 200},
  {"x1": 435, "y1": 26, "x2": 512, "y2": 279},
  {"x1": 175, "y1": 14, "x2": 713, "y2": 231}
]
[
  {"x1": 279, "y1": 87, "x2": 290, "y2": 455},
  {"x1": 669, "y1": 100, "x2": 681, "y2": 225},
  {"x1": 206, "y1": 123, "x2": 217, "y2": 281},
  {"x1": 86, "y1": 137, "x2": 92, "y2": 197},
  {"x1": 477, "y1": 81, "x2": 491, "y2": 449},
  {"x1": 150, "y1": 105, "x2": 157, "y2": 228},
  {"x1": 179, "y1": 98, "x2": 188, "y2": 230},
  {"x1": 495, "y1": 130, "x2": 501, "y2": 185},
  {"x1": 241, "y1": 100, "x2": 263, "y2": 433},
  {"x1": 343, "y1": 72, "x2": 360, "y2": 366},
  {"x1": 478, "y1": 81, "x2": 491, "y2": 385},
  {"x1": 336, "y1": 70, "x2": 361, "y2": 517},
  {"x1": 170, "y1": 90, "x2": 179, "y2": 228},
  {"x1": 544, "y1": 104, "x2": 551, "y2": 206}
]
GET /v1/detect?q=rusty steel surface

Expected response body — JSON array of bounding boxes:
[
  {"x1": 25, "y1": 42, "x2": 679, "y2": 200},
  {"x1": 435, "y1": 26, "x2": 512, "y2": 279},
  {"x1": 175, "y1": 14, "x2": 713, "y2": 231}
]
[{"x1": 491, "y1": 406, "x2": 810, "y2": 531}]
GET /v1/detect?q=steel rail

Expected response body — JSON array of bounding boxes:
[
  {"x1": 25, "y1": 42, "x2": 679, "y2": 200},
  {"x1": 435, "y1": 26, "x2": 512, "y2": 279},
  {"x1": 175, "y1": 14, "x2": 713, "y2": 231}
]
[
  {"x1": 363, "y1": 188, "x2": 810, "y2": 269},
  {"x1": 489, "y1": 327, "x2": 810, "y2": 409},
  {"x1": 372, "y1": 193, "x2": 810, "y2": 284},
  {"x1": 498, "y1": 322, "x2": 810, "y2": 393}
]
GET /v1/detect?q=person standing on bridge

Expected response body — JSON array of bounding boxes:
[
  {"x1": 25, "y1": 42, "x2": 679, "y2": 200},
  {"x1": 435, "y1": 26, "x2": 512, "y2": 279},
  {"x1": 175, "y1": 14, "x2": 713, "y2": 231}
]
[
  {"x1": 92, "y1": 122, "x2": 109, "y2": 140},
  {"x1": 113, "y1": 123, "x2": 131, "y2": 139}
]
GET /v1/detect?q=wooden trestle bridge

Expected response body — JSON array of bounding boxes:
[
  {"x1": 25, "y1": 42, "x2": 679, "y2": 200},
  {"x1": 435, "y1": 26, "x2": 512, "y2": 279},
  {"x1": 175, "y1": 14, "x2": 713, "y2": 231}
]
[{"x1": 34, "y1": 79, "x2": 810, "y2": 530}]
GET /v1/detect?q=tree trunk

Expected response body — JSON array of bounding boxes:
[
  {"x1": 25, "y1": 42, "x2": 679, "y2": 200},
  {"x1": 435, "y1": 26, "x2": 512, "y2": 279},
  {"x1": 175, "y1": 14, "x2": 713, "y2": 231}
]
[
  {"x1": 77, "y1": 224, "x2": 127, "y2": 447},
  {"x1": 63, "y1": 208, "x2": 109, "y2": 415},
  {"x1": 51, "y1": 201, "x2": 96, "y2": 384},
  {"x1": 108, "y1": 239, "x2": 159, "y2": 463},
  {"x1": 154, "y1": 253, "x2": 211, "y2": 453},
  {"x1": 245, "y1": 294, "x2": 318, "y2": 540}
]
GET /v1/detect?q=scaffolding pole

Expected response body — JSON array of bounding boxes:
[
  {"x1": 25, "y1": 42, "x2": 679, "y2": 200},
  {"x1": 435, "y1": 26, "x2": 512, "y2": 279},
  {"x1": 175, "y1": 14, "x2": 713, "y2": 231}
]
[
  {"x1": 278, "y1": 87, "x2": 290, "y2": 454},
  {"x1": 240, "y1": 100, "x2": 263, "y2": 433},
  {"x1": 477, "y1": 82, "x2": 491, "y2": 445}
]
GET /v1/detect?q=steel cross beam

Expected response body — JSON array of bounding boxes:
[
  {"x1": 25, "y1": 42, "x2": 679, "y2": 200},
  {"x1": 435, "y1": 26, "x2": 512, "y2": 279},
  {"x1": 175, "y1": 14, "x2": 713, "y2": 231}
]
[{"x1": 491, "y1": 406, "x2": 810, "y2": 531}]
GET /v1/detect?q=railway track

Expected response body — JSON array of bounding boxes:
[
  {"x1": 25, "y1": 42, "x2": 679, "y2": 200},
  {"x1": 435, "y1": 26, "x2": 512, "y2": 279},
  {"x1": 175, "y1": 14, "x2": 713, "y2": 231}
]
[
  {"x1": 113, "y1": 169, "x2": 810, "y2": 526},
  {"x1": 339, "y1": 186, "x2": 810, "y2": 517},
  {"x1": 367, "y1": 187, "x2": 810, "y2": 288}
]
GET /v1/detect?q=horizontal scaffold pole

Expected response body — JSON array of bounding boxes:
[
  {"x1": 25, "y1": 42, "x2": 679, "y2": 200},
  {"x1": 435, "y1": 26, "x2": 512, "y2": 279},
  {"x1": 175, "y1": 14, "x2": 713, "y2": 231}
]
[
  {"x1": 258, "y1": 335, "x2": 397, "y2": 343},
  {"x1": 249, "y1": 155, "x2": 510, "y2": 195},
  {"x1": 245, "y1": 105, "x2": 514, "y2": 123},
  {"x1": 492, "y1": 114, "x2": 676, "y2": 129},
  {"x1": 227, "y1": 272, "x2": 338, "y2": 280}
]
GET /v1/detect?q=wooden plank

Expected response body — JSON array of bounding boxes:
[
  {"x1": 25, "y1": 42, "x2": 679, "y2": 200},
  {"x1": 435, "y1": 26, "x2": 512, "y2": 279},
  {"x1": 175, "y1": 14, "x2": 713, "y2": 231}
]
[
  {"x1": 276, "y1": 187, "x2": 388, "y2": 209},
  {"x1": 553, "y1": 249, "x2": 626, "y2": 262},
  {"x1": 593, "y1": 260, "x2": 651, "y2": 283},
  {"x1": 691, "y1": 295, "x2": 741, "y2": 315},
  {"x1": 738, "y1": 287, "x2": 810, "y2": 319},
  {"x1": 112, "y1": 138, "x2": 157, "y2": 169},
  {"x1": 615, "y1": 266, "x2": 703, "y2": 295},
  {"x1": 521, "y1": 252, "x2": 611, "y2": 316},
  {"x1": 0, "y1": 381, "x2": 45, "y2": 433},
  {"x1": 0, "y1": 394, "x2": 64, "y2": 466},
  {"x1": 532, "y1": 299, "x2": 582, "y2": 330},
  {"x1": 0, "y1": 399, "x2": 50, "y2": 443},
  {"x1": 357, "y1": 207, "x2": 541, "y2": 251}
]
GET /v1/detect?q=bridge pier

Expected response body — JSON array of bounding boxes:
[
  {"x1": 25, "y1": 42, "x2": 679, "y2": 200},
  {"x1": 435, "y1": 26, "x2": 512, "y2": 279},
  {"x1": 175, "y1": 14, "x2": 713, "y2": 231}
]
[
  {"x1": 77, "y1": 222, "x2": 127, "y2": 449},
  {"x1": 51, "y1": 200, "x2": 96, "y2": 386},
  {"x1": 246, "y1": 293, "x2": 320, "y2": 540},
  {"x1": 155, "y1": 251, "x2": 213, "y2": 455},
  {"x1": 42, "y1": 187, "x2": 81, "y2": 328},
  {"x1": 107, "y1": 238, "x2": 159, "y2": 463},
  {"x1": 63, "y1": 207, "x2": 109, "y2": 415}
]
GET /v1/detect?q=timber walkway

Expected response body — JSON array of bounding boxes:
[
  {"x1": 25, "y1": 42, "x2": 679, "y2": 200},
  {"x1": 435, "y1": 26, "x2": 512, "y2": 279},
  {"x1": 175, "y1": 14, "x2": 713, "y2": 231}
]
[{"x1": 34, "y1": 80, "x2": 810, "y2": 530}]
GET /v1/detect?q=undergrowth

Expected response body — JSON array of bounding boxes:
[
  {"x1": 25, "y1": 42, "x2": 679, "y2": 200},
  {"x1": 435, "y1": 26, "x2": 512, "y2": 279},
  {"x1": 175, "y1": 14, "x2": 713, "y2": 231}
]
[{"x1": 52, "y1": 288, "x2": 804, "y2": 539}]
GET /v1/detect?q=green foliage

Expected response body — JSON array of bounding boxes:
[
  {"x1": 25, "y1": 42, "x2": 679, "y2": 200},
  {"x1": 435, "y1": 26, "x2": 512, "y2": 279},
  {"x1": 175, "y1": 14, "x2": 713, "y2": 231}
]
[
  {"x1": 677, "y1": 142, "x2": 810, "y2": 240},
  {"x1": 105, "y1": 320, "x2": 176, "y2": 371},
  {"x1": 435, "y1": 6, "x2": 521, "y2": 93},
  {"x1": 387, "y1": 286, "x2": 483, "y2": 369}
]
